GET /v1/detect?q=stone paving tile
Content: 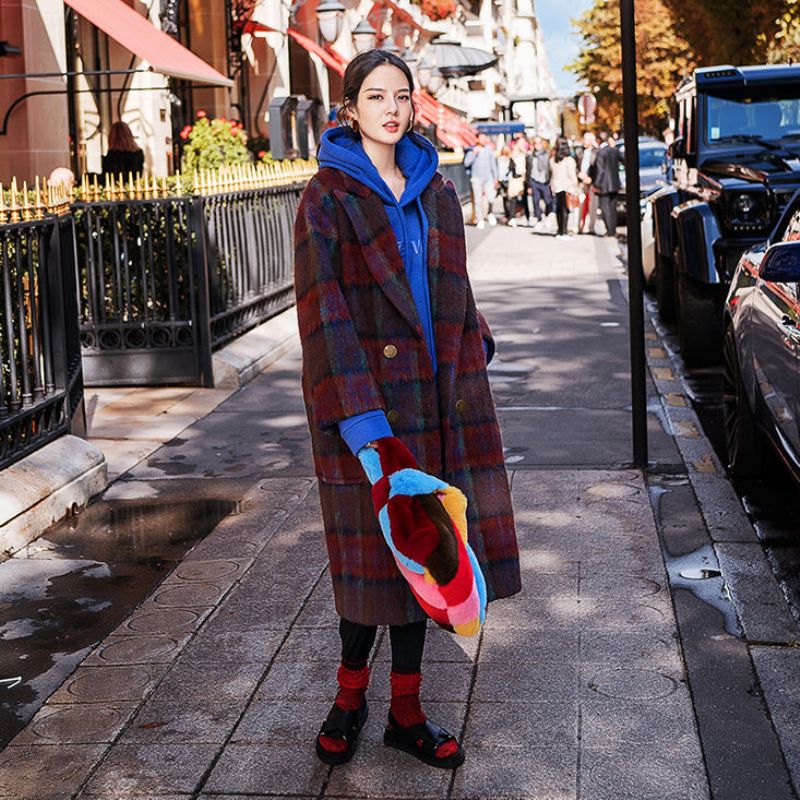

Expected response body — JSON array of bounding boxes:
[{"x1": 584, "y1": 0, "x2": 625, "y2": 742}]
[
  {"x1": 373, "y1": 627, "x2": 480, "y2": 664},
  {"x1": 184, "y1": 628, "x2": 285, "y2": 665},
  {"x1": 580, "y1": 630, "x2": 683, "y2": 672},
  {"x1": 47, "y1": 664, "x2": 169, "y2": 705},
  {"x1": 464, "y1": 700, "x2": 577, "y2": 750},
  {"x1": 580, "y1": 745, "x2": 709, "y2": 799},
  {"x1": 82, "y1": 634, "x2": 190, "y2": 666},
  {"x1": 203, "y1": 743, "x2": 328, "y2": 796},
  {"x1": 165, "y1": 558, "x2": 252, "y2": 584},
  {"x1": 450, "y1": 747, "x2": 577, "y2": 800},
  {"x1": 9, "y1": 702, "x2": 138, "y2": 746},
  {"x1": 114, "y1": 604, "x2": 213, "y2": 637},
  {"x1": 122, "y1": 699, "x2": 246, "y2": 744},
  {"x1": 324, "y1": 743, "x2": 452, "y2": 798},
  {"x1": 277, "y1": 624, "x2": 342, "y2": 662},
  {"x1": 583, "y1": 665, "x2": 682, "y2": 702},
  {"x1": 472, "y1": 660, "x2": 577, "y2": 704},
  {"x1": 81, "y1": 743, "x2": 219, "y2": 796},
  {"x1": 149, "y1": 580, "x2": 231, "y2": 608},
  {"x1": 148, "y1": 658, "x2": 266, "y2": 705},
  {"x1": 206, "y1": 598, "x2": 304, "y2": 632},
  {"x1": 580, "y1": 688, "x2": 698, "y2": 751},
  {"x1": 254, "y1": 660, "x2": 339, "y2": 702},
  {"x1": 0, "y1": 744, "x2": 106, "y2": 799},
  {"x1": 232, "y1": 698, "x2": 331, "y2": 743},
  {"x1": 479, "y1": 629, "x2": 579, "y2": 665}
]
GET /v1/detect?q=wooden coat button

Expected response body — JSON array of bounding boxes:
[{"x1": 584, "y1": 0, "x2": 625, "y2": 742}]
[
  {"x1": 387, "y1": 409, "x2": 400, "y2": 424},
  {"x1": 455, "y1": 399, "x2": 467, "y2": 413},
  {"x1": 383, "y1": 344, "x2": 398, "y2": 359}
]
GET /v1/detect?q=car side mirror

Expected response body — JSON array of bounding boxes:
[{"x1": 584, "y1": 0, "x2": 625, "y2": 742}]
[
  {"x1": 760, "y1": 241, "x2": 800, "y2": 282},
  {"x1": 669, "y1": 137, "x2": 685, "y2": 160}
]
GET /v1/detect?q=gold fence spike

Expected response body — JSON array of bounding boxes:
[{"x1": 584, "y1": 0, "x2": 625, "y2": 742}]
[
  {"x1": 21, "y1": 180, "x2": 32, "y2": 221},
  {"x1": 103, "y1": 173, "x2": 112, "y2": 201},
  {"x1": 193, "y1": 169, "x2": 200, "y2": 195},
  {"x1": 159, "y1": 175, "x2": 168, "y2": 198},
  {"x1": 0, "y1": 182, "x2": 7, "y2": 225},
  {"x1": 33, "y1": 177, "x2": 45, "y2": 220},
  {"x1": 142, "y1": 173, "x2": 153, "y2": 200},
  {"x1": 9, "y1": 177, "x2": 20, "y2": 223},
  {"x1": 91, "y1": 173, "x2": 100, "y2": 203},
  {"x1": 175, "y1": 172, "x2": 182, "y2": 196}
]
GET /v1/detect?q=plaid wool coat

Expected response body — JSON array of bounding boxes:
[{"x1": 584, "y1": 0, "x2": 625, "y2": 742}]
[{"x1": 294, "y1": 166, "x2": 521, "y2": 626}]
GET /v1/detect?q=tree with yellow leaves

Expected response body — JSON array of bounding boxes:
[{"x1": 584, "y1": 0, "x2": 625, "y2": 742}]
[{"x1": 569, "y1": 0, "x2": 698, "y2": 134}]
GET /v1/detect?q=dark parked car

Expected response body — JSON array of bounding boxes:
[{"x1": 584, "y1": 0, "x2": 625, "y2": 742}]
[
  {"x1": 648, "y1": 64, "x2": 800, "y2": 367},
  {"x1": 724, "y1": 190, "x2": 800, "y2": 484},
  {"x1": 617, "y1": 139, "x2": 667, "y2": 223}
]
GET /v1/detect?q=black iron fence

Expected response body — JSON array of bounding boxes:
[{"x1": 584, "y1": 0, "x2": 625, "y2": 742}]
[
  {"x1": 0, "y1": 186, "x2": 84, "y2": 470},
  {"x1": 73, "y1": 163, "x2": 313, "y2": 386}
]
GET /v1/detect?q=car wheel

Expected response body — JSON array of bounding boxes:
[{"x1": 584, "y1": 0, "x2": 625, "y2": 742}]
[
  {"x1": 677, "y1": 274, "x2": 723, "y2": 367},
  {"x1": 655, "y1": 252, "x2": 676, "y2": 322},
  {"x1": 723, "y1": 327, "x2": 766, "y2": 479}
]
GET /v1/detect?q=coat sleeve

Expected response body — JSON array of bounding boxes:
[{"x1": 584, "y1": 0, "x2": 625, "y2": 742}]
[{"x1": 294, "y1": 180, "x2": 387, "y2": 432}]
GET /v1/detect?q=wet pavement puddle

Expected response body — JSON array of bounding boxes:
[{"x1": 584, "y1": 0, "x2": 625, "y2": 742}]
[{"x1": 0, "y1": 493, "x2": 240, "y2": 747}]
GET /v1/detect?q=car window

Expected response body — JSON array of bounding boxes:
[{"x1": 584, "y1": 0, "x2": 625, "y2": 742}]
[
  {"x1": 782, "y1": 207, "x2": 800, "y2": 242},
  {"x1": 705, "y1": 93, "x2": 800, "y2": 143}
]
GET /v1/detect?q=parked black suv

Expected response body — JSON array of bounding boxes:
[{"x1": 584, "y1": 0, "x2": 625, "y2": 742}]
[{"x1": 648, "y1": 64, "x2": 800, "y2": 366}]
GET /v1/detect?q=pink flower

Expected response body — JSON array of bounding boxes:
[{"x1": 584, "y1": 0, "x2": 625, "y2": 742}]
[
  {"x1": 196, "y1": 109, "x2": 207, "y2": 119},
  {"x1": 257, "y1": 150, "x2": 267, "y2": 159},
  {"x1": 179, "y1": 125, "x2": 192, "y2": 141}
]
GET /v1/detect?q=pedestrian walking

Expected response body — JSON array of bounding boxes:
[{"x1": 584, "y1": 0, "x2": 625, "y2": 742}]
[
  {"x1": 511, "y1": 137, "x2": 531, "y2": 226},
  {"x1": 497, "y1": 145, "x2": 526, "y2": 226},
  {"x1": 578, "y1": 131, "x2": 598, "y2": 234},
  {"x1": 102, "y1": 121, "x2": 144, "y2": 178},
  {"x1": 464, "y1": 132, "x2": 498, "y2": 228},
  {"x1": 550, "y1": 136, "x2": 580, "y2": 240},
  {"x1": 589, "y1": 130, "x2": 622, "y2": 237},
  {"x1": 526, "y1": 136, "x2": 554, "y2": 229},
  {"x1": 293, "y1": 49, "x2": 521, "y2": 771}
]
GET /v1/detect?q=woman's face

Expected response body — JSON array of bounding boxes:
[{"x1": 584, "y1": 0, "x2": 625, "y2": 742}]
[{"x1": 349, "y1": 64, "x2": 413, "y2": 147}]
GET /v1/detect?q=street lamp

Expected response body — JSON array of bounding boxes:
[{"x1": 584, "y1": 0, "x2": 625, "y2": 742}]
[
  {"x1": 351, "y1": 18, "x2": 377, "y2": 54},
  {"x1": 316, "y1": 0, "x2": 345, "y2": 43},
  {"x1": 381, "y1": 38, "x2": 400, "y2": 55}
]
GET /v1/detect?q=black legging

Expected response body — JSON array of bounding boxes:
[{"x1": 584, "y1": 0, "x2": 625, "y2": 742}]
[
  {"x1": 340, "y1": 617, "x2": 427, "y2": 674},
  {"x1": 555, "y1": 191, "x2": 569, "y2": 235}
]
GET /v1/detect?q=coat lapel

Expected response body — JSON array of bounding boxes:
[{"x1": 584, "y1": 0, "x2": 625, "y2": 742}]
[
  {"x1": 423, "y1": 176, "x2": 467, "y2": 369},
  {"x1": 334, "y1": 182, "x2": 425, "y2": 340}
]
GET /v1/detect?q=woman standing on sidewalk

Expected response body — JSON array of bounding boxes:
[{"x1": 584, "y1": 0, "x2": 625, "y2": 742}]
[
  {"x1": 294, "y1": 50, "x2": 520, "y2": 770},
  {"x1": 550, "y1": 136, "x2": 580, "y2": 240}
]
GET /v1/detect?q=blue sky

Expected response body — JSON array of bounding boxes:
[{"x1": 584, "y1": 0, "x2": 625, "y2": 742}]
[{"x1": 536, "y1": 0, "x2": 594, "y2": 92}]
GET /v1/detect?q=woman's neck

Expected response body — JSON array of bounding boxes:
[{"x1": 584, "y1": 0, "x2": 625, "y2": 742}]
[{"x1": 361, "y1": 138, "x2": 399, "y2": 180}]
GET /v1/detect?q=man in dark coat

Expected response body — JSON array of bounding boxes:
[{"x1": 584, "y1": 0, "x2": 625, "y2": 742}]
[
  {"x1": 589, "y1": 130, "x2": 622, "y2": 237},
  {"x1": 294, "y1": 167, "x2": 521, "y2": 627}
]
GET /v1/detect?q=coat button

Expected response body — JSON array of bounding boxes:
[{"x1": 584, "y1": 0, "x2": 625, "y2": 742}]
[
  {"x1": 387, "y1": 409, "x2": 400, "y2": 424},
  {"x1": 383, "y1": 344, "x2": 398, "y2": 359},
  {"x1": 455, "y1": 399, "x2": 467, "y2": 413}
]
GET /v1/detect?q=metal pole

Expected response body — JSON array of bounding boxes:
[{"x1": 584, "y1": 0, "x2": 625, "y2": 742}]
[{"x1": 620, "y1": 0, "x2": 648, "y2": 467}]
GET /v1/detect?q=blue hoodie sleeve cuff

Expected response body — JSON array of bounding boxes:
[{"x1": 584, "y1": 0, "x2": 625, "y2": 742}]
[{"x1": 338, "y1": 411, "x2": 393, "y2": 456}]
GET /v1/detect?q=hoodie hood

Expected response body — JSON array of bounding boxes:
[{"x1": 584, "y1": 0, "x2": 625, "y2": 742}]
[{"x1": 318, "y1": 126, "x2": 438, "y2": 205}]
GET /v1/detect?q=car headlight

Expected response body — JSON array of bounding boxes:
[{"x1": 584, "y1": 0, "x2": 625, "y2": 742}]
[{"x1": 726, "y1": 192, "x2": 770, "y2": 231}]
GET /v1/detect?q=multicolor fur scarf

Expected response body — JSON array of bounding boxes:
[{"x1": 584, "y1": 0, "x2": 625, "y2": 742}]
[{"x1": 359, "y1": 437, "x2": 487, "y2": 636}]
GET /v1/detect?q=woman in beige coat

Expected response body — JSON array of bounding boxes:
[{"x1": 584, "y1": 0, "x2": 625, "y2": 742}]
[{"x1": 549, "y1": 137, "x2": 579, "y2": 239}]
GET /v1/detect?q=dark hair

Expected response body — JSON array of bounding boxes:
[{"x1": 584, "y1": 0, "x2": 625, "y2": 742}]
[
  {"x1": 336, "y1": 49, "x2": 416, "y2": 133},
  {"x1": 598, "y1": 130, "x2": 610, "y2": 144},
  {"x1": 108, "y1": 121, "x2": 141, "y2": 153},
  {"x1": 554, "y1": 136, "x2": 571, "y2": 162}
]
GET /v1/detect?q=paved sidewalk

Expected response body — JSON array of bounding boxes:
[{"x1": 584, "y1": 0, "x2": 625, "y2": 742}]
[{"x1": 0, "y1": 225, "x2": 780, "y2": 798}]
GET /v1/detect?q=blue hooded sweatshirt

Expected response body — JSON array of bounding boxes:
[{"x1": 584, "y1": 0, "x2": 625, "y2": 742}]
[{"x1": 317, "y1": 126, "x2": 438, "y2": 455}]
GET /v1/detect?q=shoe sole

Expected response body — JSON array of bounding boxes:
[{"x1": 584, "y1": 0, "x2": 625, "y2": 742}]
[
  {"x1": 383, "y1": 727, "x2": 466, "y2": 769},
  {"x1": 315, "y1": 704, "x2": 368, "y2": 766}
]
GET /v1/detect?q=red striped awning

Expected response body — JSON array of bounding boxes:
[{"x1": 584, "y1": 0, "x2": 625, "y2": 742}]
[
  {"x1": 414, "y1": 90, "x2": 477, "y2": 149},
  {"x1": 243, "y1": 21, "x2": 345, "y2": 77},
  {"x1": 63, "y1": 0, "x2": 232, "y2": 86}
]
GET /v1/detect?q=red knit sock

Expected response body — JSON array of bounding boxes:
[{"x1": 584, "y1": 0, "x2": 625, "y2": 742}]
[
  {"x1": 389, "y1": 671, "x2": 459, "y2": 760},
  {"x1": 318, "y1": 664, "x2": 369, "y2": 755}
]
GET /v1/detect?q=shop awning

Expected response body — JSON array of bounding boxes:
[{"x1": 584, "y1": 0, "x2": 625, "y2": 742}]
[
  {"x1": 63, "y1": 0, "x2": 232, "y2": 87},
  {"x1": 286, "y1": 28, "x2": 346, "y2": 77},
  {"x1": 475, "y1": 121, "x2": 525, "y2": 135},
  {"x1": 414, "y1": 90, "x2": 477, "y2": 149}
]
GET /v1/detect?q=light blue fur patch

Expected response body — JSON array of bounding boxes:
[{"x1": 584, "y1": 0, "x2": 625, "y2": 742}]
[
  {"x1": 357, "y1": 446, "x2": 383, "y2": 483},
  {"x1": 389, "y1": 468, "x2": 448, "y2": 497},
  {"x1": 466, "y1": 543, "x2": 488, "y2": 625}
]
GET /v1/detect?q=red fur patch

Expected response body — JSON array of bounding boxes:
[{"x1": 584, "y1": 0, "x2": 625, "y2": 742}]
[{"x1": 387, "y1": 495, "x2": 441, "y2": 564}]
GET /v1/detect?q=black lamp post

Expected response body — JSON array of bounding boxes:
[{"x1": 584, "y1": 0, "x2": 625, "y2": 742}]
[{"x1": 620, "y1": 0, "x2": 648, "y2": 467}]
